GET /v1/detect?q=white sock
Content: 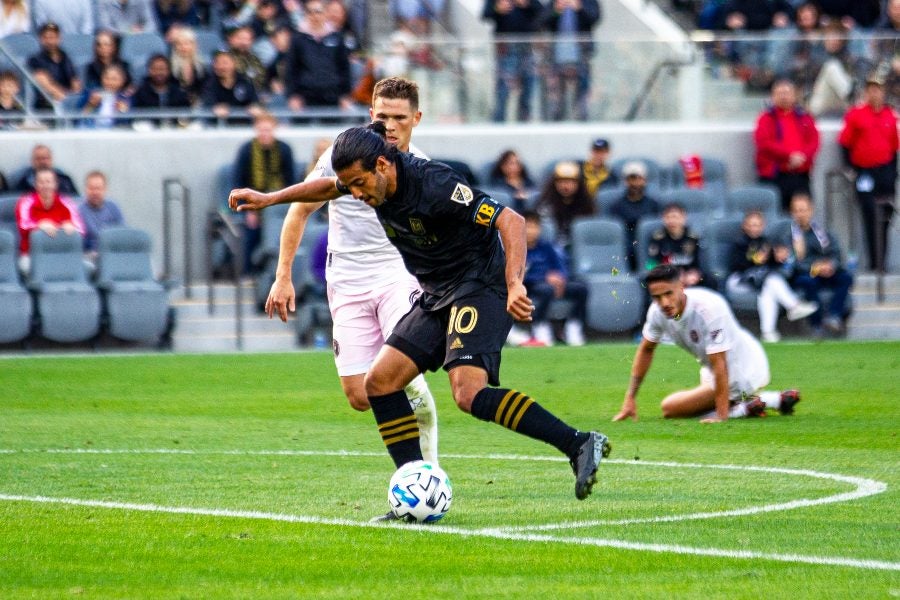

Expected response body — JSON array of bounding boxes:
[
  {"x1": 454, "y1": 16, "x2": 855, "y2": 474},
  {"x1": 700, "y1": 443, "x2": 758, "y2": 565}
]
[
  {"x1": 700, "y1": 403, "x2": 749, "y2": 419},
  {"x1": 404, "y1": 374, "x2": 439, "y2": 464},
  {"x1": 759, "y1": 391, "x2": 781, "y2": 409}
]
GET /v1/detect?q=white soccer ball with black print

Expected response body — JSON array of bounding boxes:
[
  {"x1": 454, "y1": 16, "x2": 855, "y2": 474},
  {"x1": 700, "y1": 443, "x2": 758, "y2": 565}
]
[{"x1": 388, "y1": 460, "x2": 453, "y2": 523}]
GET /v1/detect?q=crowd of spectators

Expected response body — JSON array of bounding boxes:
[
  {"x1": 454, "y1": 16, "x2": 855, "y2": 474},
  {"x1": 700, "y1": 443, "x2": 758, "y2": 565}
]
[{"x1": 0, "y1": 0, "x2": 386, "y2": 128}]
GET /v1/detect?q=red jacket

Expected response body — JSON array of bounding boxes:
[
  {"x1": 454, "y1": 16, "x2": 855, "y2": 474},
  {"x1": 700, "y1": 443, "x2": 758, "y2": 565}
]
[
  {"x1": 15, "y1": 191, "x2": 85, "y2": 254},
  {"x1": 754, "y1": 106, "x2": 820, "y2": 179},
  {"x1": 838, "y1": 103, "x2": 899, "y2": 169}
]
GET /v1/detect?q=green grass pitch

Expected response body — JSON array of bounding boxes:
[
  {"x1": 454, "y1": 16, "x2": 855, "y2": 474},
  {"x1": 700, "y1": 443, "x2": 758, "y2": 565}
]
[{"x1": 1, "y1": 341, "x2": 898, "y2": 598}]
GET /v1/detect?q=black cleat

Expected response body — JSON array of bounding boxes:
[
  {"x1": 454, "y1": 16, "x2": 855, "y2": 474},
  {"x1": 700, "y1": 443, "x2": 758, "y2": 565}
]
[
  {"x1": 779, "y1": 390, "x2": 801, "y2": 415},
  {"x1": 369, "y1": 511, "x2": 414, "y2": 523},
  {"x1": 569, "y1": 431, "x2": 611, "y2": 500}
]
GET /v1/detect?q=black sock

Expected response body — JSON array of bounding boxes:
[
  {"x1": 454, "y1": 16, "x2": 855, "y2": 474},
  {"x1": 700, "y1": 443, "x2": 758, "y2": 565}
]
[
  {"x1": 470, "y1": 388, "x2": 587, "y2": 457},
  {"x1": 369, "y1": 390, "x2": 423, "y2": 468}
]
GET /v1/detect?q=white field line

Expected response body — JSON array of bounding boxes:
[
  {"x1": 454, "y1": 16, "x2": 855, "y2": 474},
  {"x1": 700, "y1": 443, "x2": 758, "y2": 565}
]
[
  {"x1": 0, "y1": 448, "x2": 894, "y2": 571},
  {"x1": 1, "y1": 492, "x2": 898, "y2": 572}
]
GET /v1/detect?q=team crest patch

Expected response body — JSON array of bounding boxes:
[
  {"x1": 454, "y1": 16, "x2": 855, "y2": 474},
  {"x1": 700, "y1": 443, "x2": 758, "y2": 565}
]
[
  {"x1": 450, "y1": 182, "x2": 474, "y2": 206},
  {"x1": 690, "y1": 330, "x2": 699, "y2": 343},
  {"x1": 710, "y1": 328, "x2": 724, "y2": 344},
  {"x1": 409, "y1": 218, "x2": 426, "y2": 235}
]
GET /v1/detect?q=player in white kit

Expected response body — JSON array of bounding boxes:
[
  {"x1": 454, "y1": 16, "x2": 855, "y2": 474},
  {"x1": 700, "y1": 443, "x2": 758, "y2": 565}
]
[
  {"x1": 613, "y1": 265, "x2": 801, "y2": 423},
  {"x1": 228, "y1": 78, "x2": 439, "y2": 461}
]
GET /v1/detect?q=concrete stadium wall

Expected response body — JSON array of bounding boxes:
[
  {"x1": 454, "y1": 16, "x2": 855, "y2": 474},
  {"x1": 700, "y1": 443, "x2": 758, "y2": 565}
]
[{"x1": 0, "y1": 120, "x2": 882, "y2": 283}]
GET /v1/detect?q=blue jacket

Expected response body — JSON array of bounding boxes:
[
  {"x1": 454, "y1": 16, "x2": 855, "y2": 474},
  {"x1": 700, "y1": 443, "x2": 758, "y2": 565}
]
[{"x1": 525, "y1": 239, "x2": 568, "y2": 285}]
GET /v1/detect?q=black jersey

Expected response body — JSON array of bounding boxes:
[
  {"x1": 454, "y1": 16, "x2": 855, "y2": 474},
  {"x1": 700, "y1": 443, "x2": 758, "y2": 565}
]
[{"x1": 374, "y1": 154, "x2": 508, "y2": 310}]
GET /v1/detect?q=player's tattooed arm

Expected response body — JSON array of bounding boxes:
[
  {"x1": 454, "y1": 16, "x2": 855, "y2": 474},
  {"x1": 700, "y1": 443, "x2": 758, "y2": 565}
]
[
  {"x1": 614, "y1": 339, "x2": 657, "y2": 421},
  {"x1": 626, "y1": 374, "x2": 643, "y2": 398}
]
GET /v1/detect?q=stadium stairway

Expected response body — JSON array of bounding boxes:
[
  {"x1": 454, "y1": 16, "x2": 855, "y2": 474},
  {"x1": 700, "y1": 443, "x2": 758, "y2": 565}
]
[{"x1": 844, "y1": 273, "x2": 900, "y2": 341}]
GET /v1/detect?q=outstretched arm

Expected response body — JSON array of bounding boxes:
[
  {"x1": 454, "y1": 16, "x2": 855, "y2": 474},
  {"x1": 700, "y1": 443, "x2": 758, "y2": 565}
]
[
  {"x1": 265, "y1": 200, "x2": 326, "y2": 322},
  {"x1": 613, "y1": 337, "x2": 657, "y2": 421},
  {"x1": 699, "y1": 351, "x2": 730, "y2": 423},
  {"x1": 228, "y1": 177, "x2": 343, "y2": 212},
  {"x1": 495, "y1": 208, "x2": 533, "y2": 322}
]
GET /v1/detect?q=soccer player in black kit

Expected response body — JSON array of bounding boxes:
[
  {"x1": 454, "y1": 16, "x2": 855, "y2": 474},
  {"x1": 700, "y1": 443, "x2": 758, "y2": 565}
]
[{"x1": 330, "y1": 122, "x2": 611, "y2": 517}]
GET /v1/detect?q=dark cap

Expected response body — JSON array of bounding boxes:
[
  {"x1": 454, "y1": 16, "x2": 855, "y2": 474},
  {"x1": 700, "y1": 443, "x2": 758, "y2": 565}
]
[
  {"x1": 591, "y1": 138, "x2": 610, "y2": 151},
  {"x1": 38, "y1": 22, "x2": 60, "y2": 34}
]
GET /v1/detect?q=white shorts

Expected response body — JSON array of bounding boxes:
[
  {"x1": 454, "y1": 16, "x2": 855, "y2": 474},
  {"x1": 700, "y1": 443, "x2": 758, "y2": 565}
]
[
  {"x1": 699, "y1": 337, "x2": 771, "y2": 401},
  {"x1": 327, "y1": 274, "x2": 421, "y2": 377}
]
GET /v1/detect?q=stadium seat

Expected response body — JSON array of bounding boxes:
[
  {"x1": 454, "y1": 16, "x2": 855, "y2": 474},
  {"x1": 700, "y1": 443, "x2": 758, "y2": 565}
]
[
  {"x1": 292, "y1": 221, "x2": 331, "y2": 346},
  {"x1": 60, "y1": 33, "x2": 95, "y2": 69},
  {"x1": 96, "y1": 227, "x2": 173, "y2": 344},
  {"x1": 661, "y1": 187, "x2": 714, "y2": 226},
  {"x1": 0, "y1": 193, "x2": 20, "y2": 248},
  {"x1": 0, "y1": 229, "x2": 33, "y2": 343},
  {"x1": 634, "y1": 216, "x2": 663, "y2": 275},
  {"x1": 120, "y1": 32, "x2": 167, "y2": 75},
  {"x1": 700, "y1": 217, "x2": 744, "y2": 296},
  {"x1": 726, "y1": 185, "x2": 781, "y2": 220},
  {"x1": 194, "y1": 30, "x2": 224, "y2": 61},
  {"x1": 27, "y1": 230, "x2": 102, "y2": 343},
  {"x1": 569, "y1": 217, "x2": 629, "y2": 276},
  {"x1": 0, "y1": 32, "x2": 39, "y2": 62},
  {"x1": 595, "y1": 185, "x2": 625, "y2": 215},
  {"x1": 477, "y1": 186, "x2": 513, "y2": 208},
  {"x1": 583, "y1": 272, "x2": 644, "y2": 332},
  {"x1": 432, "y1": 158, "x2": 478, "y2": 186}
]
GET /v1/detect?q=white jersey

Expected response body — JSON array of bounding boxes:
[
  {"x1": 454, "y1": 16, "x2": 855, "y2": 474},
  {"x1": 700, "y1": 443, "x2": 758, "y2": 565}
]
[
  {"x1": 643, "y1": 287, "x2": 768, "y2": 388},
  {"x1": 307, "y1": 143, "x2": 428, "y2": 294}
]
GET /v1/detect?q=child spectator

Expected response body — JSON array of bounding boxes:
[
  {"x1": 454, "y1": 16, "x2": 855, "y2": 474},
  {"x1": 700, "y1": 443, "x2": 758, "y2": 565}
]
[
  {"x1": 0, "y1": 70, "x2": 25, "y2": 130},
  {"x1": 726, "y1": 210, "x2": 818, "y2": 342},
  {"x1": 78, "y1": 64, "x2": 132, "y2": 128},
  {"x1": 15, "y1": 167, "x2": 84, "y2": 273},
  {"x1": 645, "y1": 202, "x2": 715, "y2": 289}
]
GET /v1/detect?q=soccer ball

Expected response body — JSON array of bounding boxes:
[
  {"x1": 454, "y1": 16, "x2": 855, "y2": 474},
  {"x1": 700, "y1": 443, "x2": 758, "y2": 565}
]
[{"x1": 388, "y1": 460, "x2": 453, "y2": 523}]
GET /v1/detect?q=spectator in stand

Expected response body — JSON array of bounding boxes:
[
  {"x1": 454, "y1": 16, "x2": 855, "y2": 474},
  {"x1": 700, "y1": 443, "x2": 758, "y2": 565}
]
[
  {"x1": 265, "y1": 24, "x2": 294, "y2": 96},
  {"x1": 767, "y1": 1, "x2": 822, "y2": 93},
  {"x1": 644, "y1": 202, "x2": 715, "y2": 289},
  {"x1": 32, "y1": 0, "x2": 94, "y2": 35},
  {"x1": 202, "y1": 49, "x2": 261, "y2": 123},
  {"x1": 488, "y1": 149, "x2": 536, "y2": 212},
  {"x1": 539, "y1": 0, "x2": 602, "y2": 122},
  {"x1": 169, "y1": 26, "x2": 209, "y2": 105},
  {"x1": 155, "y1": 0, "x2": 201, "y2": 38},
  {"x1": 130, "y1": 54, "x2": 192, "y2": 126},
  {"x1": 582, "y1": 137, "x2": 617, "y2": 197},
  {"x1": 536, "y1": 160, "x2": 596, "y2": 249},
  {"x1": 726, "y1": 209, "x2": 818, "y2": 342},
  {"x1": 77, "y1": 170, "x2": 125, "y2": 261},
  {"x1": 15, "y1": 144, "x2": 79, "y2": 196},
  {"x1": 817, "y1": 0, "x2": 881, "y2": 29},
  {"x1": 78, "y1": 64, "x2": 133, "y2": 128},
  {"x1": 482, "y1": 0, "x2": 543, "y2": 123},
  {"x1": 27, "y1": 22, "x2": 82, "y2": 110},
  {"x1": 753, "y1": 78, "x2": 820, "y2": 212},
  {"x1": 607, "y1": 160, "x2": 661, "y2": 272},
  {"x1": 871, "y1": 0, "x2": 900, "y2": 108},
  {"x1": 517, "y1": 210, "x2": 588, "y2": 347},
  {"x1": 0, "y1": 70, "x2": 25, "y2": 129},
  {"x1": 718, "y1": 0, "x2": 792, "y2": 89},
  {"x1": 783, "y1": 191, "x2": 853, "y2": 337},
  {"x1": 233, "y1": 111, "x2": 295, "y2": 273},
  {"x1": 226, "y1": 24, "x2": 267, "y2": 92},
  {"x1": 838, "y1": 76, "x2": 899, "y2": 273},
  {"x1": 285, "y1": 0, "x2": 353, "y2": 113},
  {"x1": 247, "y1": 0, "x2": 289, "y2": 65},
  {"x1": 84, "y1": 31, "x2": 134, "y2": 93},
  {"x1": 807, "y1": 22, "x2": 870, "y2": 117},
  {"x1": 14, "y1": 167, "x2": 84, "y2": 273},
  {"x1": 327, "y1": 0, "x2": 361, "y2": 54},
  {"x1": 389, "y1": 0, "x2": 446, "y2": 43},
  {"x1": 0, "y1": 0, "x2": 30, "y2": 38},
  {"x1": 97, "y1": 0, "x2": 159, "y2": 35}
]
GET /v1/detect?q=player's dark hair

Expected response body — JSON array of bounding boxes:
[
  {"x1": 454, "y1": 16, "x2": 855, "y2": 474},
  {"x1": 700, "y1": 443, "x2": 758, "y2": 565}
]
[
  {"x1": 645, "y1": 264, "x2": 681, "y2": 286},
  {"x1": 331, "y1": 121, "x2": 400, "y2": 173}
]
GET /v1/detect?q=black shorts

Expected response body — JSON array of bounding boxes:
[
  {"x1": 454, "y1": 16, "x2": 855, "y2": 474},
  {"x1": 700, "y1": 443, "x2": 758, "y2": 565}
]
[{"x1": 386, "y1": 287, "x2": 514, "y2": 386}]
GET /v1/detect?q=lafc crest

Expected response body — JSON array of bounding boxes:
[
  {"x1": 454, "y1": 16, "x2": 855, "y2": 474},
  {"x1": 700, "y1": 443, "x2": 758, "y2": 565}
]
[{"x1": 450, "y1": 182, "x2": 474, "y2": 205}]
